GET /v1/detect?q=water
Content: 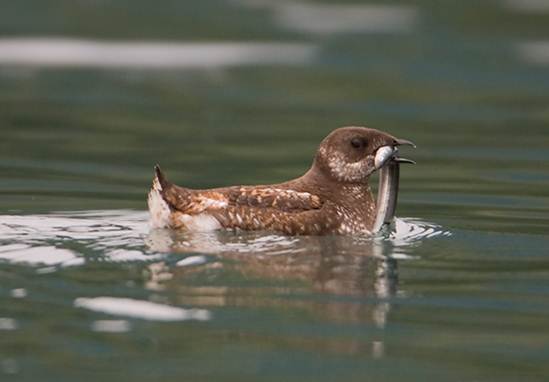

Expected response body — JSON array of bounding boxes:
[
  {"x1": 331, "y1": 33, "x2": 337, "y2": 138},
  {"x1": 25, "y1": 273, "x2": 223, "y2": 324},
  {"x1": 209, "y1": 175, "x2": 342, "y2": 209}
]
[{"x1": 1, "y1": 1, "x2": 549, "y2": 381}]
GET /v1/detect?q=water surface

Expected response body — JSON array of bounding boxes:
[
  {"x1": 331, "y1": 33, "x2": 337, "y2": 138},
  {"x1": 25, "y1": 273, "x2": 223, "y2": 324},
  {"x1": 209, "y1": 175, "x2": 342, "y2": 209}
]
[{"x1": 2, "y1": 1, "x2": 549, "y2": 381}]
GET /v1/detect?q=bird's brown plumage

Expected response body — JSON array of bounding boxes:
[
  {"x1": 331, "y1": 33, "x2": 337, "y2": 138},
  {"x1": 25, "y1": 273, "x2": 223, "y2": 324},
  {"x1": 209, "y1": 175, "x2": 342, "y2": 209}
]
[{"x1": 148, "y1": 126, "x2": 411, "y2": 235}]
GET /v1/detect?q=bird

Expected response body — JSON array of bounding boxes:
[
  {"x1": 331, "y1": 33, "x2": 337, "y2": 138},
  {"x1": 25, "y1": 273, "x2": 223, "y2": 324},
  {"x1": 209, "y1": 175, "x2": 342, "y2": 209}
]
[{"x1": 148, "y1": 126, "x2": 414, "y2": 235}]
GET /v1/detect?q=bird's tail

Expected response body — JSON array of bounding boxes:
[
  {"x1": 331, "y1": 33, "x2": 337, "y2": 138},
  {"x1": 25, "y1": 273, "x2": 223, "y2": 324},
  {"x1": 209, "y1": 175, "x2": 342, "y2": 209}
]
[
  {"x1": 148, "y1": 165, "x2": 172, "y2": 228},
  {"x1": 152, "y1": 164, "x2": 169, "y2": 192}
]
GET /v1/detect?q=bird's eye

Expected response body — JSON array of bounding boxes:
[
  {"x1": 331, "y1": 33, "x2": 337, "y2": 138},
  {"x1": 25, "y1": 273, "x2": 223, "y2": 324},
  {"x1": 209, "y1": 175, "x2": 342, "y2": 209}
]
[{"x1": 350, "y1": 137, "x2": 364, "y2": 149}]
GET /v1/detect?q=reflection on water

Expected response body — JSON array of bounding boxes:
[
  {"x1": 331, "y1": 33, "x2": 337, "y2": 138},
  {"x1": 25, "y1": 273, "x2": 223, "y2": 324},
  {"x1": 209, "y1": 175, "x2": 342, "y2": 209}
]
[
  {"x1": 0, "y1": 38, "x2": 317, "y2": 69},
  {"x1": 233, "y1": 1, "x2": 417, "y2": 35},
  {"x1": 504, "y1": 0, "x2": 549, "y2": 13},
  {"x1": 517, "y1": 41, "x2": 549, "y2": 65},
  {"x1": 0, "y1": 210, "x2": 445, "y2": 271},
  {"x1": 75, "y1": 296, "x2": 211, "y2": 322},
  {"x1": 0, "y1": 244, "x2": 83, "y2": 268},
  {"x1": 0, "y1": 317, "x2": 18, "y2": 331},
  {"x1": 2, "y1": 0, "x2": 549, "y2": 379},
  {"x1": 0, "y1": 210, "x2": 448, "y2": 364},
  {"x1": 90, "y1": 319, "x2": 131, "y2": 333},
  {"x1": 143, "y1": 218, "x2": 446, "y2": 332},
  {"x1": 0, "y1": 210, "x2": 156, "y2": 269},
  {"x1": 0, "y1": 209, "x2": 446, "y2": 343}
]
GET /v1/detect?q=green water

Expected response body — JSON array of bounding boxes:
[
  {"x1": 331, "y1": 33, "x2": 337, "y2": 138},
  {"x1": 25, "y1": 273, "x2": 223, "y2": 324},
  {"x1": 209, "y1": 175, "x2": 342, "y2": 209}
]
[{"x1": 2, "y1": 1, "x2": 549, "y2": 381}]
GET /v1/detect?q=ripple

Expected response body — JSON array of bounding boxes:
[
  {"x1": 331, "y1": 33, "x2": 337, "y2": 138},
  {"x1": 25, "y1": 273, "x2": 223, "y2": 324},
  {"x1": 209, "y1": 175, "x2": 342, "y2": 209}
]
[
  {"x1": 0, "y1": 210, "x2": 160, "y2": 270},
  {"x1": 0, "y1": 210, "x2": 448, "y2": 270},
  {"x1": 0, "y1": 245, "x2": 83, "y2": 267},
  {"x1": 392, "y1": 217, "x2": 451, "y2": 244}
]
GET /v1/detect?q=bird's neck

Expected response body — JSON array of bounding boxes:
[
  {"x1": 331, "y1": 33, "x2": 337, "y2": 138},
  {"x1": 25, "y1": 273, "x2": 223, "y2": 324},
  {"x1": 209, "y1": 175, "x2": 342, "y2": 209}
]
[
  {"x1": 300, "y1": 167, "x2": 374, "y2": 201},
  {"x1": 298, "y1": 166, "x2": 377, "y2": 229}
]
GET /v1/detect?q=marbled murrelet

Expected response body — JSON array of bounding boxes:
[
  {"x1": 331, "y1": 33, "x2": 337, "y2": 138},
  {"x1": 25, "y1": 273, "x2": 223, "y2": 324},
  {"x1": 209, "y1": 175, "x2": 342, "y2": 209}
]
[{"x1": 148, "y1": 126, "x2": 413, "y2": 235}]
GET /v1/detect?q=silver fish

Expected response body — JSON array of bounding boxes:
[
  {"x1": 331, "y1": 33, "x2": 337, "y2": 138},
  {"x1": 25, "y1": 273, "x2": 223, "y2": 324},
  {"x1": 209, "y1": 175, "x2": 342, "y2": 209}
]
[{"x1": 372, "y1": 144, "x2": 415, "y2": 234}]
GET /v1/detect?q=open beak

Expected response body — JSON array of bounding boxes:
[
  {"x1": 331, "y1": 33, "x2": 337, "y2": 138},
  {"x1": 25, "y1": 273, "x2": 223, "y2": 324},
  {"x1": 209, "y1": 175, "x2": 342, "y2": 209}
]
[
  {"x1": 395, "y1": 138, "x2": 416, "y2": 148},
  {"x1": 374, "y1": 138, "x2": 416, "y2": 170}
]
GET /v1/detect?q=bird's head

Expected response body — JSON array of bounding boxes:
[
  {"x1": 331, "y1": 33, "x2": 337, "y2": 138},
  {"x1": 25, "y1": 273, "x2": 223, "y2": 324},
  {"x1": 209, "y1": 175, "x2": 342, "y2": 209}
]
[{"x1": 313, "y1": 126, "x2": 415, "y2": 184}]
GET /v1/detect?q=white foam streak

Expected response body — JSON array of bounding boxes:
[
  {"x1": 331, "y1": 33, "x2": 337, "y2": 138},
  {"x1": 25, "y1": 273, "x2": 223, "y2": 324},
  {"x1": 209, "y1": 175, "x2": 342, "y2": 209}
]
[
  {"x1": 504, "y1": 0, "x2": 549, "y2": 12},
  {"x1": 10, "y1": 288, "x2": 27, "y2": 298},
  {"x1": 106, "y1": 249, "x2": 164, "y2": 263},
  {"x1": 75, "y1": 297, "x2": 212, "y2": 321},
  {"x1": 0, "y1": 38, "x2": 317, "y2": 69},
  {"x1": 233, "y1": 1, "x2": 417, "y2": 35},
  {"x1": 0, "y1": 211, "x2": 163, "y2": 270},
  {"x1": 0, "y1": 318, "x2": 18, "y2": 331},
  {"x1": 177, "y1": 255, "x2": 207, "y2": 267},
  {"x1": 390, "y1": 217, "x2": 451, "y2": 247},
  {"x1": 0, "y1": 245, "x2": 83, "y2": 267},
  {"x1": 91, "y1": 320, "x2": 131, "y2": 333},
  {"x1": 517, "y1": 41, "x2": 549, "y2": 65},
  {"x1": 274, "y1": 3, "x2": 417, "y2": 35},
  {"x1": 0, "y1": 210, "x2": 447, "y2": 270}
]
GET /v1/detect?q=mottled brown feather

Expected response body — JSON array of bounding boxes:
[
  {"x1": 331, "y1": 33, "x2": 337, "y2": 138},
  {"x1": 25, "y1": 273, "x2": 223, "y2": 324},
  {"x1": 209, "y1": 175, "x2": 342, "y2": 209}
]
[{"x1": 226, "y1": 186, "x2": 323, "y2": 211}]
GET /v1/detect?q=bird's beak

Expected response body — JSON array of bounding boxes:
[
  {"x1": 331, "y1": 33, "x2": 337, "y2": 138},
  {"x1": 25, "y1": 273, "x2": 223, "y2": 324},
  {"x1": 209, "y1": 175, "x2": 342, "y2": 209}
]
[
  {"x1": 374, "y1": 138, "x2": 416, "y2": 170},
  {"x1": 395, "y1": 138, "x2": 416, "y2": 148}
]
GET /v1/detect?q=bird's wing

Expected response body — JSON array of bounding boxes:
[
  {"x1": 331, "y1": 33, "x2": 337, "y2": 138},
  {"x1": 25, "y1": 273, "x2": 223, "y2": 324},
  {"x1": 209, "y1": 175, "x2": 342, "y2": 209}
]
[
  {"x1": 161, "y1": 184, "x2": 336, "y2": 234},
  {"x1": 211, "y1": 201, "x2": 337, "y2": 235},
  {"x1": 161, "y1": 185, "x2": 227, "y2": 214},
  {"x1": 219, "y1": 186, "x2": 334, "y2": 234},
  {"x1": 162, "y1": 185, "x2": 323, "y2": 214},
  {"x1": 224, "y1": 186, "x2": 323, "y2": 211}
]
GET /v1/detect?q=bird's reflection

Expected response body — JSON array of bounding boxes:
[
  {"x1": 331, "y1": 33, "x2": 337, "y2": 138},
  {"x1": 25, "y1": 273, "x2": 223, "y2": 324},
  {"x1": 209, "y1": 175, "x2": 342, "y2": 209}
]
[
  {"x1": 146, "y1": 229, "x2": 400, "y2": 331},
  {"x1": 144, "y1": 227, "x2": 421, "y2": 358}
]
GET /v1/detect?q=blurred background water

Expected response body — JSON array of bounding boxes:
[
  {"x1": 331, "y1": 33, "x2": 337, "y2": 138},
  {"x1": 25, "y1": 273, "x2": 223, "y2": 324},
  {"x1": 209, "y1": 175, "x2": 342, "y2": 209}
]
[{"x1": 1, "y1": 1, "x2": 549, "y2": 381}]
